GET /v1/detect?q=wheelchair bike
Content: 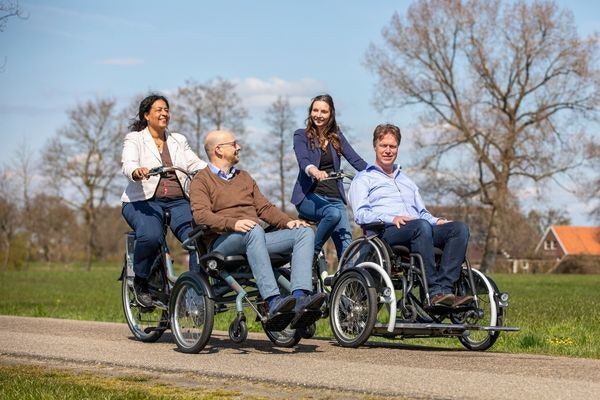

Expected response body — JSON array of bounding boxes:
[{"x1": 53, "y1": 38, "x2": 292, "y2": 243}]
[
  {"x1": 327, "y1": 222, "x2": 519, "y2": 351},
  {"x1": 168, "y1": 224, "x2": 328, "y2": 354}
]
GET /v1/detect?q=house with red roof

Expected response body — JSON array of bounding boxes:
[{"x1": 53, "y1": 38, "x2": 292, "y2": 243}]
[
  {"x1": 534, "y1": 226, "x2": 600, "y2": 273},
  {"x1": 535, "y1": 226, "x2": 600, "y2": 259}
]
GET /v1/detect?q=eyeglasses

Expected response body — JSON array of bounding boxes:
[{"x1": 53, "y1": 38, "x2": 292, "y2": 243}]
[{"x1": 216, "y1": 140, "x2": 240, "y2": 148}]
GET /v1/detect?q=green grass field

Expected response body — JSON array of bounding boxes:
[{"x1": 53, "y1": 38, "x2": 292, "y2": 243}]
[{"x1": 1, "y1": 263, "x2": 599, "y2": 359}]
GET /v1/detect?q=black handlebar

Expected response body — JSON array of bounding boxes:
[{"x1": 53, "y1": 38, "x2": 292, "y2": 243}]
[
  {"x1": 321, "y1": 170, "x2": 355, "y2": 182},
  {"x1": 147, "y1": 166, "x2": 196, "y2": 178}
]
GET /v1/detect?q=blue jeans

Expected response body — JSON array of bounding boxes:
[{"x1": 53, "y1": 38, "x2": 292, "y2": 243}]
[
  {"x1": 381, "y1": 219, "x2": 469, "y2": 296},
  {"x1": 122, "y1": 197, "x2": 199, "y2": 279},
  {"x1": 210, "y1": 225, "x2": 314, "y2": 299},
  {"x1": 296, "y1": 192, "x2": 352, "y2": 258}
]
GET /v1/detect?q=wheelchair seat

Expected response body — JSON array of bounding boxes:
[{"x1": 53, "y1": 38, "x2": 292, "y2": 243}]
[
  {"x1": 390, "y1": 245, "x2": 443, "y2": 258},
  {"x1": 199, "y1": 251, "x2": 292, "y2": 276}
]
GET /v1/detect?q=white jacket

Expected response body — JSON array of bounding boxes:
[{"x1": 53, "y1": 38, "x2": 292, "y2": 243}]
[{"x1": 120, "y1": 128, "x2": 207, "y2": 202}]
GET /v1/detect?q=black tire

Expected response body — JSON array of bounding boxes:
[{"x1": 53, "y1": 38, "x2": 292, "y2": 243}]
[
  {"x1": 338, "y1": 237, "x2": 388, "y2": 273},
  {"x1": 452, "y1": 268, "x2": 502, "y2": 351},
  {"x1": 121, "y1": 264, "x2": 168, "y2": 343},
  {"x1": 329, "y1": 269, "x2": 378, "y2": 348},
  {"x1": 263, "y1": 325, "x2": 302, "y2": 347},
  {"x1": 170, "y1": 273, "x2": 214, "y2": 354},
  {"x1": 229, "y1": 319, "x2": 248, "y2": 343},
  {"x1": 300, "y1": 323, "x2": 316, "y2": 339}
]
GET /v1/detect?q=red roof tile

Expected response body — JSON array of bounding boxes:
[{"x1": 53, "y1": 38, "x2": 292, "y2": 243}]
[{"x1": 551, "y1": 226, "x2": 600, "y2": 255}]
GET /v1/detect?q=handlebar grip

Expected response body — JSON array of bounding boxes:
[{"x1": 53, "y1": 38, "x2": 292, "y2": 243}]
[{"x1": 148, "y1": 166, "x2": 163, "y2": 175}]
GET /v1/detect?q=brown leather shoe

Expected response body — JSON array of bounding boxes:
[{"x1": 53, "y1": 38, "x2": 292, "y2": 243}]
[
  {"x1": 452, "y1": 295, "x2": 474, "y2": 307},
  {"x1": 430, "y1": 293, "x2": 455, "y2": 306}
]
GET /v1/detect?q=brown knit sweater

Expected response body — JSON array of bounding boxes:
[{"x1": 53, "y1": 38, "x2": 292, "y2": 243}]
[{"x1": 190, "y1": 167, "x2": 291, "y2": 244}]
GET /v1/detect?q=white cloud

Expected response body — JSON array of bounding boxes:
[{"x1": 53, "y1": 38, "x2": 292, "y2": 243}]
[
  {"x1": 101, "y1": 58, "x2": 144, "y2": 66},
  {"x1": 234, "y1": 77, "x2": 326, "y2": 110}
]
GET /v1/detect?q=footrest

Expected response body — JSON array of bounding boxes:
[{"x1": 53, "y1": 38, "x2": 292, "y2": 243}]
[
  {"x1": 290, "y1": 309, "x2": 322, "y2": 329},
  {"x1": 264, "y1": 312, "x2": 295, "y2": 332}
]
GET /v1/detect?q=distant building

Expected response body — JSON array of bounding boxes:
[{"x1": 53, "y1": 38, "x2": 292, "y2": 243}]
[{"x1": 535, "y1": 225, "x2": 600, "y2": 260}]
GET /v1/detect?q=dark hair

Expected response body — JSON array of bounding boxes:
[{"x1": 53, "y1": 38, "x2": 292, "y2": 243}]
[
  {"x1": 128, "y1": 94, "x2": 170, "y2": 132},
  {"x1": 304, "y1": 94, "x2": 342, "y2": 155},
  {"x1": 372, "y1": 123, "x2": 401, "y2": 147}
]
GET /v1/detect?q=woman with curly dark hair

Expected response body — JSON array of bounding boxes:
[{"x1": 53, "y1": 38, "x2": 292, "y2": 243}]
[{"x1": 121, "y1": 94, "x2": 207, "y2": 307}]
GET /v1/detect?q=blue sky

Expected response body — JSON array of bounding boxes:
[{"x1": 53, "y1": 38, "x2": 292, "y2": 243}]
[{"x1": 1, "y1": 0, "x2": 599, "y2": 224}]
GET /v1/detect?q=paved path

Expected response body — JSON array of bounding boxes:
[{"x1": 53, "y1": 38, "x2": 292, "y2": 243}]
[{"x1": 1, "y1": 315, "x2": 599, "y2": 399}]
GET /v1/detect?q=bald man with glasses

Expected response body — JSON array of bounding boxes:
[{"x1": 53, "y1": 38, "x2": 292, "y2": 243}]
[{"x1": 190, "y1": 130, "x2": 326, "y2": 331}]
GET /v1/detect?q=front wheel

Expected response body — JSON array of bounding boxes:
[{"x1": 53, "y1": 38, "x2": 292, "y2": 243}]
[
  {"x1": 229, "y1": 318, "x2": 248, "y2": 343},
  {"x1": 170, "y1": 273, "x2": 214, "y2": 354},
  {"x1": 263, "y1": 325, "x2": 302, "y2": 347},
  {"x1": 452, "y1": 268, "x2": 502, "y2": 351},
  {"x1": 121, "y1": 265, "x2": 168, "y2": 343},
  {"x1": 329, "y1": 270, "x2": 378, "y2": 348}
]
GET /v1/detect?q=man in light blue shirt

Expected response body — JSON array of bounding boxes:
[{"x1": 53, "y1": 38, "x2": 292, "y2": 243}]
[{"x1": 348, "y1": 123, "x2": 472, "y2": 308}]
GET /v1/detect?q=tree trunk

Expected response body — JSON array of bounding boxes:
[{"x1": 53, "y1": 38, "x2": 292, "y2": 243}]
[
  {"x1": 1, "y1": 238, "x2": 10, "y2": 270},
  {"x1": 480, "y1": 205, "x2": 501, "y2": 273},
  {"x1": 85, "y1": 208, "x2": 95, "y2": 272},
  {"x1": 279, "y1": 156, "x2": 286, "y2": 212}
]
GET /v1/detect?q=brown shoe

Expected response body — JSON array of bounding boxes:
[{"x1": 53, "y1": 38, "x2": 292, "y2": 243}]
[
  {"x1": 452, "y1": 295, "x2": 474, "y2": 307},
  {"x1": 430, "y1": 293, "x2": 455, "y2": 306}
]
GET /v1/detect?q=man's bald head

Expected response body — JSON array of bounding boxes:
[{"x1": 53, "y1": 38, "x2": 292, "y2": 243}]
[{"x1": 204, "y1": 130, "x2": 235, "y2": 161}]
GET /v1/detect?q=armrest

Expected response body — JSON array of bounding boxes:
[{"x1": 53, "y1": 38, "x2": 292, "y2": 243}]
[{"x1": 361, "y1": 221, "x2": 386, "y2": 233}]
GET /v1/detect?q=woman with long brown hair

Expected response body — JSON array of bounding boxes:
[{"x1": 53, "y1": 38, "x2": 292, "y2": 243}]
[{"x1": 291, "y1": 94, "x2": 367, "y2": 261}]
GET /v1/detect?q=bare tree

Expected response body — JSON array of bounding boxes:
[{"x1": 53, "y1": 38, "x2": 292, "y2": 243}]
[
  {"x1": 365, "y1": 0, "x2": 600, "y2": 271},
  {"x1": 28, "y1": 193, "x2": 81, "y2": 263},
  {"x1": 173, "y1": 77, "x2": 249, "y2": 158},
  {"x1": 527, "y1": 208, "x2": 571, "y2": 236},
  {"x1": 0, "y1": 0, "x2": 26, "y2": 31},
  {"x1": 13, "y1": 142, "x2": 36, "y2": 267},
  {"x1": 42, "y1": 98, "x2": 122, "y2": 271},
  {"x1": 95, "y1": 204, "x2": 129, "y2": 262},
  {"x1": 203, "y1": 77, "x2": 248, "y2": 133},
  {"x1": 1, "y1": 0, "x2": 27, "y2": 71},
  {"x1": 0, "y1": 165, "x2": 18, "y2": 269},
  {"x1": 584, "y1": 142, "x2": 600, "y2": 222},
  {"x1": 259, "y1": 96, "x2": 297, "y2": 211},
  {"x1": 173, "y1": 80, "x2": 206, "y2": 155}
]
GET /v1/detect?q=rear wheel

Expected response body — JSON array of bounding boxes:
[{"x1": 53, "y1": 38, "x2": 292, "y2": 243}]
[
  {"x1": 452, "y1": 268, "x2": 502, "y2": 351},
  {"x1": 170, "y1": 273, "x2": 215, "y2": 354},
  {"x1": 121, "y1": 263, "x2": 168, "y2": 343},
  {"x1": 329, "y1": 270, "x2": 378, "y2": 347}
]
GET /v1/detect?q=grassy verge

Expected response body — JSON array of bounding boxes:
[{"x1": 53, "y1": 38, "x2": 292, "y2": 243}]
[
  {"x1": 1, "y1": 263, "x2": 599, "y2": 358},
  {"x1": 0, "y1": 363, "x2": 241, "y2": 400}
]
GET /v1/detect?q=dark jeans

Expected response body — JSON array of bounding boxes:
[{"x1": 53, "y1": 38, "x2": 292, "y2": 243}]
[
  {"x1": 296, "y1": 192, "x2": 352, "y2": 258},
  {"x1": 381, "y1": 219, "x2": 469, "y2": 296},
  {"x1": 122, "y1": 197, "x2": 199, "y2": 279}
]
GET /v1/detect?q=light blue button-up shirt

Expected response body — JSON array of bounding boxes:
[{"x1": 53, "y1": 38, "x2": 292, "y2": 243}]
[
  {"x1": 348, "y1": 163, "x2": 438, "y2": 226},
  {"x1": 207, "y1": 162, "x2": 237, "y2": 181}
]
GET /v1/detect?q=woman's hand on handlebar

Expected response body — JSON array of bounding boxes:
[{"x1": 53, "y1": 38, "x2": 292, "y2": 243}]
[
  {"x1": 309, "y1": 166, "x2": 328, "y2": 181},
  {"x1": 132, "y1": 167, "x2": 150, "y2": 180}
]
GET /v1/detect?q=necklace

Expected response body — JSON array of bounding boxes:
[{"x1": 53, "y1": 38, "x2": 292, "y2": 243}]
[{"x1": 153, "y1": 137, "x2": 164, "y2": 154}]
